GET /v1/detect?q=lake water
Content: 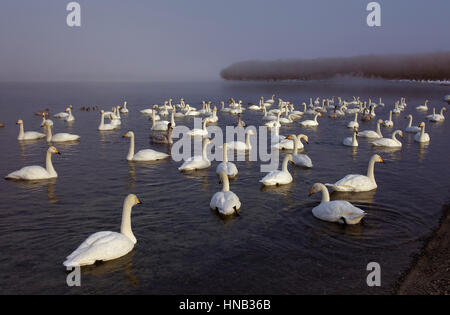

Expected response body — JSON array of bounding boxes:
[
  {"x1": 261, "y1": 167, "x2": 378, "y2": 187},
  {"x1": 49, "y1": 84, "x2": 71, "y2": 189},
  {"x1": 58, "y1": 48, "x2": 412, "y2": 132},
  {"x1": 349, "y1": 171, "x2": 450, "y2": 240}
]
[{"x1": 0, "y1": 79, "x2": 449, "y2": 294}]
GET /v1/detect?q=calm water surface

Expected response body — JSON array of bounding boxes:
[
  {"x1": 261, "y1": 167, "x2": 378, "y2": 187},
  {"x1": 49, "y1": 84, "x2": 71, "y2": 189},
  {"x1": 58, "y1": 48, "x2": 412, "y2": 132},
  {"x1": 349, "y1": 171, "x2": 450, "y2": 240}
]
[{"x1": 0, "y1": 79, "x2": 449, "y2": 294}]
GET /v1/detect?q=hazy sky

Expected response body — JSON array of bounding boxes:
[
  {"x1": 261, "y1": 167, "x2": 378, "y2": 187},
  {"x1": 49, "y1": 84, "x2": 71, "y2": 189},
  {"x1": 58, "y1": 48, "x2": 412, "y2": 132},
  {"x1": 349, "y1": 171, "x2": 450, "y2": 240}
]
[{"x1": 1, "y1": 0, "x2": 449, "y2": 82}]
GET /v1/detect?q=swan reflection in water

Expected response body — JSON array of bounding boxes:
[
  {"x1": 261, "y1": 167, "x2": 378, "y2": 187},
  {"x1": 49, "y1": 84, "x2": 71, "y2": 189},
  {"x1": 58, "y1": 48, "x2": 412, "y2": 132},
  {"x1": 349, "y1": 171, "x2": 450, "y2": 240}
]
[{"x1": 7, "y1": 178, "x2": 58, "y2": 204}]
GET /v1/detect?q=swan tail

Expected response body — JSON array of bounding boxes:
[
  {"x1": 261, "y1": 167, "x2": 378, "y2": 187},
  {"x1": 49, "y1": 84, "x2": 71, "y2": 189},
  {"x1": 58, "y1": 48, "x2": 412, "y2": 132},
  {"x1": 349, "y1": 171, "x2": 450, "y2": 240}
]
[{"x1": 345, "y1": 212, "x2": 366, "y2": 224}]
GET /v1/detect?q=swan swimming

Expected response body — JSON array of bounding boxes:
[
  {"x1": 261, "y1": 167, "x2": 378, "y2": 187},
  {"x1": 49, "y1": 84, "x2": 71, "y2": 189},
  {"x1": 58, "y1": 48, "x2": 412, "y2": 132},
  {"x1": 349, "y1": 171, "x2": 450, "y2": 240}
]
[
  {"x1": 63, "y1": 194, "x2": 142, "y2": 267},
  {"x1": 216, "y1": 143, "x2": 238, "y2": 178},
  {"x1": 259, "y1": 154, "x2": 294, "y2": 186},
  {"x1": 371, "y1": 130, "x2": 403, "y2": 148},
  {"x1": 178, "y1": 138, "x2": 211, "y2": 171},
  {"x1": 343, "y1": 128, "x2": 358, "y2": 147},
  {"x1": 405, "y1": 114, "x2": 421, "y2": 133},
  {"x1": 16, "y1": 120, "x2": 45, "y2": 140},
  {"x1": 123, "y1": 131, "x2": 169, "y2": 161},
  {"x1": 210, "y1": 171, "x2": 241, "y2": 216},
  {"x1": 287, "y1": 135, "x2": 313, "y2": 168},
  {"x1": 414, "y1": 122, "x2": 430, "y2": 143},
  {"x1": 45, "y1": 122, "x2": 80, "y2": 142},
  {"x1": 6, "y1": 146, "x2": 60, "y2": 180}
]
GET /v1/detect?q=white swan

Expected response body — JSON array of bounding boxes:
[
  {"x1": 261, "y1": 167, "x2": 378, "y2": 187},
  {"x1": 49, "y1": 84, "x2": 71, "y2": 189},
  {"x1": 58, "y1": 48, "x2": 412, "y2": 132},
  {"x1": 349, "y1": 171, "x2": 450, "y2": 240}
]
[
  {"x1": 120, "y1": 101, "x2": 129, "y2": 113},
  {"x1": 178, "y1": 138, "x2": 211, "y2": 171},
  {"x1": 300, "y1": 113, "x2": 321, "y2": 127},
  {"x1": 383, "y1": 111, "x2": 393, "y2": 127},
  {"x1": 6, "y1": 146, "x2": 60, "y2": 180},
  {"x1": 259, "y1": 154, "x2": 293, "y2": 186},
  {"x1": 343, "y1": 128, "x2": 358, "y2": 147},
  {"x1": 416, "y1": 100, "x2": 429, "y2": 111},
  {"x1": 210, "y1": 171, "x2": 241, "y2": 216},
  {"x1": 65, "y1": 107, "x2": 75, "y2": 122},
  {"x1": 288, "y1": 135, "x2": 313, "y2": 168},
  {"x1": 414, "y1": 122, "x2": 430, "y2": 143},
  {"x1": 151, "y1": 109, "x2": 174, "y2": 131},
  {"x1": 54, "y1": 106, "x2": 71, "y2": 118},
  {"x1": 16, "y1": 120, "x2": 45, "y2": 140},
  {"x1": 347, "y1": 112, "x2": 359, "y2": 129},
  {"x1": 325, "y1": 154, "x2": 384, "y2": 192},
  {"x1": 372, "y1": 130, "x2": 403, "y2": 148},
  {"x1": 45, "y1": 123, "x2": 80, "y2": 142},
  {"x1": 405, "y1": 114, "x2": 421, "y2": 133},
  {"x1": 187, "y1": 118, "x2": 210, "y2": 137},
  {"x1": 274, "y1": 133, "x2": 308, "y2": 150},
  {"x1": 309, "y1": 183, "x2": 366, "y2": 224},
  {"x1": 123, "y1": 131, "x2": 169, "y2": 161},
  {"x1": 216, "y1": 143, "x2": 238, "y2": 178},
  {"x1": 224, "y1": 129, "x2": 255, "y2": 152},
  {"x1": 40, "y1": 113, "x2": 53, "y2": 127},
  {"x1": 428, "y1": 107, "x2": 446, "y2": 122},
  {"x1": 357, "y1": 119, "x2": 383, "y2": 139},
  {"x1": 63, "y1": 194, "x2": 142, "y2": 267},
  {"x1": 98, "y1": 110, "x2": 117, "y2": 131}
]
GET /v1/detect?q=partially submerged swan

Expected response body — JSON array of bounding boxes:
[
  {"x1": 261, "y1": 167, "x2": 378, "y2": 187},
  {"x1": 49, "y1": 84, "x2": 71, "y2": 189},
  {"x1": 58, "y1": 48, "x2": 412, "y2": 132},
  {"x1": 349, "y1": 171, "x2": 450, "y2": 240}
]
[
  {"x1": 309, "y1": 183, "x2": 366, "y2": 224},
  {"x1": 6, "y1": 146, "x2": 60, "y2": 180},
  {"x1": 210, "y1": 171, "x2": 241, "y2": 216},
  {"x1": 63, "y1": 194, "x2": 142, "y2": 267},
  {"x1": 326, "y1": 154, "x2": 384, "y2": 192},
  {"x1": 259, "y1": 154, "x2": 293, "y2": 186},
  {"x1": 216, "y1": 143, "x2": 238, "y2": 178},
  {"x1": 123, "y1": 131, "x2": 169, "y2": 161},
  {"x1": 16, "y1": 120, "x2": 45, "y2": 140}
]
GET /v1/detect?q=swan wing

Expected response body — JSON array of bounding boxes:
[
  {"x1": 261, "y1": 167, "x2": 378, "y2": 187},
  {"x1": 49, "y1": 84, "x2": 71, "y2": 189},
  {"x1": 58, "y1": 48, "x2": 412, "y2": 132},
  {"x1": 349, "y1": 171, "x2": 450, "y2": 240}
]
[
  {"x1": 313, "y1": 201, "x2": 366, "y2": 224},
  {"x1": 260, "y1": 170, "x2": 292, "y2": 186},
  {"x1": 6, "y1": 166, "x2": 52, "y2": 180},
  {"x1": 133, "y1": 149, "x2": 169, "y2": 161},
  {"x1": 293, "y1": 154, "x2": 312, "y2": 168},
  {"x1": 326, "y1": 174, "x2": 375, "y2": 192}
]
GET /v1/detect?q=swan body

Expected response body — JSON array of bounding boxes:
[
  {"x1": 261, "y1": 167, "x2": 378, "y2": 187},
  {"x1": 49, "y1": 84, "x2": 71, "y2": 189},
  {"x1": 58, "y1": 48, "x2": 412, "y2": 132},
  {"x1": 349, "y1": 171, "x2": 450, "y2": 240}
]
[
  {"x1": 300, "y1": 113, "x2": 321, "y2": 127},
  {"x1": 274, "y1": 134, "x2": 308, "y2": 150},
  {"x1": 187, "y1": 119, "x2": 209, "y2": 137},
  {"x1": 358, "y1": 120, "x2": 383, "y2": 139},
  {"x1": 179, "y1": 139, "x2": 211, "y2": 171},
  {"x1": 63, "y1": 194, "x2": 142, "y2": 267},
  {"x1": 259, "y1": 154, "x2": 293, "y2": 186},
  {"x1": 123, "y1": 131, "x2": 169, "y2": 161},
  {"x1": 372, "y1": 130, "x2": 403, "y2": 148},
  {"x1": 65, "y1": 108, "x2": 75, "y2": 122},
  {"x1": 405, "y1": 114, "x2": 421, "y2": 133},
  {"x1": 45, "y1": 123, "x2": 80, "y2": 142},
  {"x1": 416, "y1": 100, "x2": 429, "y2": 111},
  {"x1": 224, "y1": 130, "x2": 255, "y2": 152},
  {"x1": 383, "y1": 111, "x2": 393, "y2": 127},
  {"x1": 216, "y1": 143, "x2": 238, "y2": 178},
  {"x1": 309, "y1": 183, "x2": 366, "y2": 224},
  {"x1": 326, "y1": 154, "x2": 383, "y2": 192},
  {"x1": 120, "y1": 101, "x2": 129, "y2": 113},
  {"x1": 210, "y1": 171, "x2": 241, "y2": 216},
  {"x1": 98, "y1": 110, "x2": 117, "y2": 131},
  {"x1": 414, "y1": 122, "x2": 430, "y2": 143},
  {"x1": 6, "y1": 146, "x2": 60, "y2": 180},
  {"x1": 288, "y1": 134, "x2": 313, "y2": 168},
  {"x1": 343, "y1": 129, "x2": 358, "y2": 147},
  {"x1": 347, "y1": 113, "x2": 359, "y2": 129},
  {"x1": 54, "y1": 106, "x2": 71, "y2": 118},
  {"x1": 16, "y1": 120, "x2": 45, "y2": 140}
]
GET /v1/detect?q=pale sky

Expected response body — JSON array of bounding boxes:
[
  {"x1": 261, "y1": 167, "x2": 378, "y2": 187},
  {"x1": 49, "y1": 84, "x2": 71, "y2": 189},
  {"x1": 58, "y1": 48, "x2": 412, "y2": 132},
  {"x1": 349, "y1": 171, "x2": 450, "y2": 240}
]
[{"x1": 1, "y1": 0, "x2": 449, "y2": 82}]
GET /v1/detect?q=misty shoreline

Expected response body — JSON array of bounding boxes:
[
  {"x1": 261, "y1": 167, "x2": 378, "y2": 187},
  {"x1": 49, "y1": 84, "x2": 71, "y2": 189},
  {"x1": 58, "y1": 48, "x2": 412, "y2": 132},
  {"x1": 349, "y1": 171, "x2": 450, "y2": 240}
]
[{"x1": 220, "y1": 52, "x2": 450, "y2": 83}]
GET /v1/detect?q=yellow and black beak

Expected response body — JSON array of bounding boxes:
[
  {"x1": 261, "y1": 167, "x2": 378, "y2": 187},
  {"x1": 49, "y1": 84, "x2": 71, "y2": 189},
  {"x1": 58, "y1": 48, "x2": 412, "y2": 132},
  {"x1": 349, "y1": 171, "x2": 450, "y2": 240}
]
[
  {"x1": 309, "y1": 188, "x2": 315, "y2": 196},
  {"x1": 55, "y1": 149, "x2": 61, "y2": 155},
  {"x1": 136, "y1": 197, "x2": 142, "y2": 204},
  {"x1": 123, "y1": 133, "x2": 129, "y2": 138},
  {"x1": 380, "y1": 157, "x2": 384, "y2": 163}
]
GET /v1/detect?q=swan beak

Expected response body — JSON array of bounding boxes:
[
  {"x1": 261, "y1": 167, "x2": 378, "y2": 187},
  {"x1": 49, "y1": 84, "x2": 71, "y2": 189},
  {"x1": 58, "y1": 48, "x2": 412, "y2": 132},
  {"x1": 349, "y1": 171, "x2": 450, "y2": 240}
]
[
  {"x1": 55, "y1": 149, "x2": 61, "y2": 155},
  {"x1": 379, "y1": 157, "x2": 384, "y2": 163},
  {"x1": 309, "y1": 188, "x2": 315, "y2": 196},
  {"x1": 287, "y1": 136, "x2": 292, "y2": 139},
  {"x1": 306, "y1": 139, "x2": 309, "y2": 144},
  {"x1": 123, "y1": 133, "x2": 129, "y2": 138},
  {"x1": 16, "y1": 121, "x2": 20, "y2": 124}
]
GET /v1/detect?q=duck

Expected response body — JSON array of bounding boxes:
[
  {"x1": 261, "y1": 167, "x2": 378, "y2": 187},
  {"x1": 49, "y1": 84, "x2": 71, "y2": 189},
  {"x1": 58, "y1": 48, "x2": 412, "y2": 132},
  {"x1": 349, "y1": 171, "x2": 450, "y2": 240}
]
[
  {"x1": 98, "y1": 110, "x2": 117, "y2": 131},
  {"x1": 428, "y1": 107, "x2": 446, "y2": 122},
  {"x1": 259, "y1": 154, "x2": 293, "y2": 186},
  {"x1": 210, "y1": 171, "x2": 241, "y2": 216},
  {"x1": 65, "y1": 107, "x2": 75, "y2": 122},
  {"x1": 309, "y1": 183, "x2": 366, "y2": 224},
  {"x1": 300, "y1": 113, "x2": 322, "y2": 127},
  {"x1": 16, "y1": 120, "x2": 45, "y2": 140},
  {"x1": 414, "y1": 122, "x2": 430, "y2": 143},
  {"x1": 123, "y1": 131, "x2": 169, "y2": 161},
  {"x1": 343, "y1": 128, "x2": 358, "y2": 147},
  {"x1": 223, "y1": 129, "x2": 255, "y2": 152},
  {"x1": 5, "y1": 146, "x2": 60, "y2": 180},
  {"x1": 40, "y1": 113, "x2": 54, "y2": 127},
  {"x1": 357, "y1": 119, "x2": 383, "y2": 139},
  {"x1": 288, "y1": 135, "x2": 313, "y2": 168},
  {"x1": 45, "y1": 122, "x2": 80, "y2": 142},
  {"x1": 347, "y1": 112, "x2": 359, "y2": 129},
  {"x1": 416, "y1": 100, "x2": 429, "y2": 111},
  {"x1": 120, "y1": 101, "x2": 129, "y2": 113},
  {"x1": 273, "y1": 133, "x2": 308, "y2": 150},
  {"x1": 405, "y1": 114, "x2": 421, "y2": 133},
  {"x1": 178, "y1": 138, "x2": 212, "y2": 171},
  {"x1": 325, "y1": 154, "x2": 384, "y2": 192},
  {"x1": 63, "y1": 194, "x2": 142, "y2": 267},
  {"x1": 383, "y1": 111, "x2": 394, "y2": 127},
  {"x1": 150, "y1": 123, "x2": 174, "y2": 144},
  {"x1": 216, "y1": 143, "x2": 238, "y2": 178},
  {"x1": 187, "y1": 118, "x2": 210, "y2": 137},
  {"x1": 371, "y1": 130, "x2": 403, "y2": 148}
]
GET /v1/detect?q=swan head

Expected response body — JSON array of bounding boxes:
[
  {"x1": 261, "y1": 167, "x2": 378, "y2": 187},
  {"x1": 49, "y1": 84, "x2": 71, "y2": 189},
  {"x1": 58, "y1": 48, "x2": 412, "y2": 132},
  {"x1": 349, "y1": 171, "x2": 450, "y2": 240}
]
[
  {"x1": 373, "y1": 154, "x2": 383, "y2": 163},
  {"x1": 125, "y1": 194, "x2": 142, "y2": 207},
  {"x1": 404, "y1": 114, "x2": 411, "y2": 119},
  {"x1": 123, "y1": 131, "x2": 134, "y2": 138},
  {"x1": 100, "y1": 110, "x2": 104, "y2": 114},
  {"x1": 309, "y1": 183, "x2": 325, "y2": 196},
  {"x1": 48, "y1": 146, "x2": 61, "y2": 155},
  {"x1": 398, "y1": 131, "x2": 403, "y2": 138},
  {"x1": 16, "y1": 120, "x2": 23, "y2": 125},
  {"x1": 419, "y1": 122, "x2": 425, "y2": 128},
  {"x1": 247, "y1": 130, "x2": 256, "y2": 136},
  {"x1": 377, "y1": 119, "x2": 383, "y2": 124}
]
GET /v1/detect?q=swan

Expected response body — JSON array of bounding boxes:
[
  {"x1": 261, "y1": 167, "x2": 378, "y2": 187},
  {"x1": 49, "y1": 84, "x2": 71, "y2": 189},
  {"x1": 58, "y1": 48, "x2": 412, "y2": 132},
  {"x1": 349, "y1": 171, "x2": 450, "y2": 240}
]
[
  {"x1": 208, "y1": 107, "x2": 219, "y2": 123},
  {"x1": 392, "y1": 101, "x2": 402, "y2": 114},
  {"x1": 53, "y1": 106, "x2": 71, "y2": 118},
  {"x1": 63, "y1": 194, "x2": 142, "y2": 267},
  {"x1": 140, "y1": 105, "x2": 157, "y2": 115},
  {"x1": 343, "y1": 128, "x2": 358, "y2": 147},
  {"x1": 416, "y1": 100, "x2": 429, "y2": 111},
  {"x1": 123, "y1": 131, "x2": 169, "y2": 161},
  {"x1": 178, "y1": 138, "x2": 211, "y2": 171},
  {"x1": 110, "y1": 107, "x2": 121, "y2": 126},
  {"x1": 224, "y1": 129, "x2": 255, "y2": 152},
  {"x1": 16, "y1": 120, "x2": 45, "y2": 140},
  {"x1": 150, "y1": 123, "x2": 173, "y2": 144},
  {"x1": 405, "y1": 114, "x2": 421, "y2": 133},
  {"x1": 187, "y1": 118, "x2": 210, "y2": 137},
  {"x1": 372, "y1": 130, "x2": 403, "y2": 148},
  {"x1": 220, "y1": 101, "x2": 231, "y2": 113},
  {"x1": 65, "y1": 107, "x2": 75, "y2": 122},
  {"x1": 300, "y1": 113, "x2": 321, "y2": 127},
  {"x1": 98, "y1": 110, "x2": 117, "y2": 131},
  {"x1": 6, "y1": 146, "x2": 60, "y2": 180},
  {"x1": 357, "y1": 119, "x2": 383, "y2": 139},
  {"x1": 273, "y1": 133, "x2": 308, "y2": 150},
  {"x1": 264, "y1": 112, "x2": 281, "y2": 129},
  {"x1": 347, "y1": 112, "x2": 359, "y2": 129},
  {"x1": 309, "y1": 183, "x2": 366, "y2": 224},
  {"x1": 120, "y1": 101, "x2": 129, "y2": 113},
  {"x1": 235, "y1": 113, "x2": 245, "y2": 127},
  {"x1": 428, "y1": 107, "x2": 446, "y2": 122},
  {"x1": 383, "y1": 111, "x2": 394, "y2": 127},
  {"x1": 151, "y1": 109, "x2": 174, "y2": 131},
  {"x1": 425, "y1": 108, "x2": 436, "y2": 120},
  {"x1": 325, "y1": 154, "x2": 383, "y2": 192},
  {"x1": 248, "y1": 99, "x2": 262, "y2": 111},
  {"x1": 265, "y1": 94, "x2": 275, "y2": 105},
  {"x1": 259, "y1": 154, "x2": 293, "y2": 186},
  {"x1": 40, "y1": 113, "x2": 53, "y2": 127},
  {"x1": 216, "y1": 143, "x2": 238, "y2": 178},
  {"x1": 270, "y1": 126, "x2": 286, "y2": 143},
  {"x1": 261, "y1": 106, "x2": 277, "y2": 121},
  {"x1": 210, "y1": 171, "x2": 241, "y2": 216},
  {"x1": 184, "y1": 105, "x2": 200, "y2": 116},
  {"x1": 288, "y1": 135, "x2": 313, "y2": 168},
  {"x1": 45, "y1": 123, "x2": 80, "y2": 142},
  {"x1": 414, "y1": 122, "x2": 430, "y2": 143}
]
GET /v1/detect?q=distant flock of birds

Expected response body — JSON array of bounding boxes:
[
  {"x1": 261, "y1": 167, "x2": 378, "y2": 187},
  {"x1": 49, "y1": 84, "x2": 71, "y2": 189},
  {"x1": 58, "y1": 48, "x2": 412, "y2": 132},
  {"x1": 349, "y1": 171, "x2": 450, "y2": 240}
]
[{"x1": 2, "y1": 93, "x2": 448, "y2": 267}]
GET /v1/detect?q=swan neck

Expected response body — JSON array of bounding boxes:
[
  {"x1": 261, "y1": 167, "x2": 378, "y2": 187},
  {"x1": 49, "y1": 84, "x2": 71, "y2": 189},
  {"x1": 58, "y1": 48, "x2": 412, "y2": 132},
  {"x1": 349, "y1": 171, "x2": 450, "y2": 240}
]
[
  {"x1": 420, "y1": 124, "x2": 425, "y2": 137},
  {"x1": 100, "y1": 113, "x2": 105, "y2": 127},
  {"x1": 120, "y1": 201, "x2": 136, "y2": 244},
  {"x1": 202, "y1": 140, "x2": 208, "y2": 159},
  {"x1": 222, "y1": 144, "x2": 228, "y2": 162},
  {"x1": 376, "y1": 122, "x2": 382, "y2": 137},
  {"x1": 293, "y1": 137, "x2": 299, "y2": 154},
  {"x1": 45, "y1": 150, "x2": 57, "y2": 176},
  {"x1": 367, "y1": 156, "x2": 377, "y2": 183},
  {"x1": 407, "y1": 116, "x2": 412, "y2": 127},
  {"x1": 19, "y1": 123, "x2": 24, "y2": 138},
  {"x1": 127, "y1": 134, "x2": 135, "y2": 160},
  {"x1": 282, "y1": 155, "x2": 290, "y2": 172},
  {"x1": 318, "y1": 184, "x2": 330, "y2": 203},
  {"x1": 46, "y1": 124, "x2": 52, "y2": 141},
  {"x1": 222, "y1": 175, "x2": 230, "y2": 192}
]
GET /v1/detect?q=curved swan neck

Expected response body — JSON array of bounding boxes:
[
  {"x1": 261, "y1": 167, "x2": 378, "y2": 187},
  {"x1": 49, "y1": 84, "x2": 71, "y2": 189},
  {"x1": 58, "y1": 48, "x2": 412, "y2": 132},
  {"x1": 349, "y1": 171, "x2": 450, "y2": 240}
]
[
  {"x1": 281, "y1": 155, "x2": 290, "y2": 172},
  {"x1": 202, "y1": 140, "x2": 209, "y2": 159},
  {"x1": 171, "y1": 111, "x2": 175, "y2": 125},
  {"x1": 314, "y1": 113, "x2": 320, "y2": 122},
  {"x1": 223, "y1": 143, "x2": 228, "y2": 162},
  {"x1": 120, "y1": 199, "x2": 136, "y2": 244},
  {"x1": 376, "y1": 121, "x2": 382, "y2": 137},
  {"x1": 100, "y1": 113, "x2": 105, "y2": 127},
  {"x1": 127, "y1": 133, "x2": 135, "y2": 160},
  {"x1": 440, "y1": 108, "x2": 446, "y2": 115},
  {"x1": 46, "y1": 150, "x2": 57, "y2": 176},
  {"x1": 221, "y1": 174, "x2": 230, "y2": 192},
  {"x1": 202, "y1": 119, "x2": 208, "y2": 131},
  {"x1": 407, "y1": 115, "x2": 413, "y2": 127},
  {"x1": 352, "y1": 130, "x2": 358, "y2": 144},
  {"x1": 367, "y1": 156, "x2": 378, "y2": 183},
  {"x1": 389, "y1": 111, "x2": 392, "y2": 120},
  {"x1": 392, "y1": 130, "x2": 400, "y2": 141},
  {"x1": 420, "y1": 124, "x2": 425, "y2": 137},
  {"x1": 246, "y1": 131, "x2": 252, "y2": 147},
  {"x1": 46, "y1": 124, "x2": 52, "y2": 142},
  {"x1": 317, "y1": 184, "x2": 330, "y2": 203}
]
